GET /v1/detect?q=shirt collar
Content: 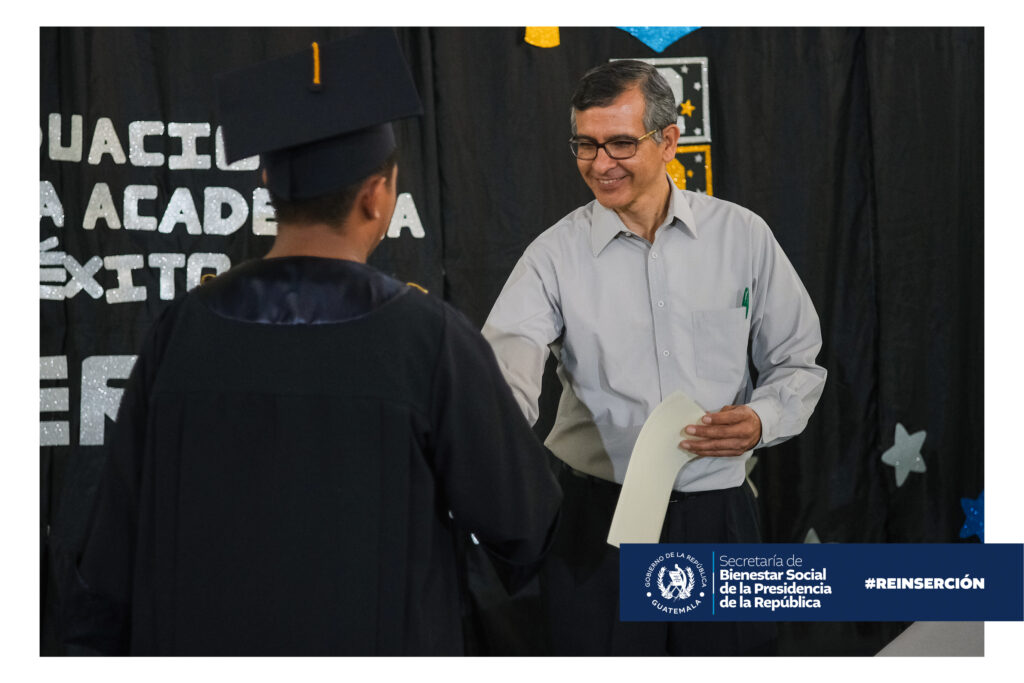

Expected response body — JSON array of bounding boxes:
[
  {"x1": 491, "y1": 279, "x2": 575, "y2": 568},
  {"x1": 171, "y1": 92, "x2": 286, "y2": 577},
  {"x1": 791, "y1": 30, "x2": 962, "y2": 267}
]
[{"x1": 589, "y1": 176, "x2": 699, "y2": 257}]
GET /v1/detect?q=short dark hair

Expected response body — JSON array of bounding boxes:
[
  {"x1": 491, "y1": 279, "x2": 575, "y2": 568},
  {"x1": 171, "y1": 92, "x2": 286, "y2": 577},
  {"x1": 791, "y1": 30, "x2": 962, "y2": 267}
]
[
  {"x1": 269, "y1": 149, "x2": 399, "y2": 227},
  {"x1": 570, "y1": 60, "x2": 676, "y2": 141}
]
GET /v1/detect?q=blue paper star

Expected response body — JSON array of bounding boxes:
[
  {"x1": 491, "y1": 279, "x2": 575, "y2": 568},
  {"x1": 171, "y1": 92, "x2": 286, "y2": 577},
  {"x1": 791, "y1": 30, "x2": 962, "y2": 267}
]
[
  {"x1": 959, "y1": 492, "x2": 984, "y2": 542},
  {"x1": 880, "y1": 422, "x2": 927, "y2": 486},
  {"x1": 617, "y1": 27, "x2": 700, "y2": 53}
]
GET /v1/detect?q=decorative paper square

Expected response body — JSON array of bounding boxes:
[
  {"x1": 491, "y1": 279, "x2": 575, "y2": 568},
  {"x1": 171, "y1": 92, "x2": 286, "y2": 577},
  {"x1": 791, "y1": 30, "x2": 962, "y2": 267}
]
[
  {"x1": 613, "y1": 57, "x2": 711, "y2": 144},
  {"x1": 667, "y1": 144, "x2": 713, "y2": 195}
]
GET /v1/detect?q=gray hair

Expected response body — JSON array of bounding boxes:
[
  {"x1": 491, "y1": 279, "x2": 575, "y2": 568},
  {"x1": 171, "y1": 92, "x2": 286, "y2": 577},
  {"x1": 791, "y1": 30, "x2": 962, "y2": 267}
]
[{"x1": 569, "y1": 60, "x2": 676, "y2": 142}]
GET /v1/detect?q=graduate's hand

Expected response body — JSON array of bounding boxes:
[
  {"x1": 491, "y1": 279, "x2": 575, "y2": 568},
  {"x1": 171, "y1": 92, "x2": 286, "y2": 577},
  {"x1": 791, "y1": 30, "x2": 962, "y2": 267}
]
[{"x1": 678, "y1": 404, "x2": 761, "y2": 457}]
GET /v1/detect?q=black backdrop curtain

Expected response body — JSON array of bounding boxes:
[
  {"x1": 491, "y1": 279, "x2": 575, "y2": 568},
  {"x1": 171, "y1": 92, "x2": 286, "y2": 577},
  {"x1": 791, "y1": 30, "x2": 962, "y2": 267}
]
[{"x1": 40, "y1": 27, "x2": 983, "y2": 656}]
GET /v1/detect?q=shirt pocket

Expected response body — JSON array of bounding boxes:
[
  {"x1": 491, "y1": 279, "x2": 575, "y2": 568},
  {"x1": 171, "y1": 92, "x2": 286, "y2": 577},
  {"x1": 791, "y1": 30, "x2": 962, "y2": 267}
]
[{"x1": 692, "y1": 307, "x2": 750, "y2": 384}]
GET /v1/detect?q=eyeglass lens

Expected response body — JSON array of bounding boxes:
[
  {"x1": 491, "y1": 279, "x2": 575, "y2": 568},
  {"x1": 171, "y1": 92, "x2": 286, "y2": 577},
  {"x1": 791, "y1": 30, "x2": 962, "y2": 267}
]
[{"x1": 572, "y1": 139, "x2": 639, "y2": 160}]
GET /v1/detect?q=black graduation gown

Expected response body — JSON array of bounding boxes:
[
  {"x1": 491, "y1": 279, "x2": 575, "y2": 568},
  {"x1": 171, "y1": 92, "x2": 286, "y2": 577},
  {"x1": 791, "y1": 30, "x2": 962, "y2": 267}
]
[{"x1": 62, "y1": 257, "x2": 561, "y2": 655}]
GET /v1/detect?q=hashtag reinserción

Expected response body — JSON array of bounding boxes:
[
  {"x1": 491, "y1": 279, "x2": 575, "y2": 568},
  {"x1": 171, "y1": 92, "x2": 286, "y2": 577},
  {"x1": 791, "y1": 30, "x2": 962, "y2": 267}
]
[{"x1": 866, "y1": 576, "x2": 985, "y2": 590}]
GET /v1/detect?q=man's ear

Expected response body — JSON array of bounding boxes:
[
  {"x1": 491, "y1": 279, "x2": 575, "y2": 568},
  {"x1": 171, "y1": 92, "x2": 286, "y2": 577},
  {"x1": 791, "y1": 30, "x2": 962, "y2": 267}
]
[
  {"x1": 660, "y1": 124, "x2": 681, "y2": 162},
  {"x1": 358, "y1": 174, "x2": 390, "y2": 220}
]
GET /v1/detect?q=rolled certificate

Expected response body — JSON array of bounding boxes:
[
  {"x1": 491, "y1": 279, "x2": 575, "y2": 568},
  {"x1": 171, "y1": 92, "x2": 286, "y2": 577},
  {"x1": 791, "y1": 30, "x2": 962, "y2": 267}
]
[{"x1": 606, "y1": 391, "x2": 704, "y2": 547}]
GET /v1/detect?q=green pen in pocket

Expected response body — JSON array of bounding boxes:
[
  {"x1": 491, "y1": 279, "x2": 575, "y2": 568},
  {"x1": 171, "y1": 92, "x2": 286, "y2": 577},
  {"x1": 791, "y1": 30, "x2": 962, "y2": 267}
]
[{"x1": 742, "y1": 287, "x2": 749, "y2": 319}]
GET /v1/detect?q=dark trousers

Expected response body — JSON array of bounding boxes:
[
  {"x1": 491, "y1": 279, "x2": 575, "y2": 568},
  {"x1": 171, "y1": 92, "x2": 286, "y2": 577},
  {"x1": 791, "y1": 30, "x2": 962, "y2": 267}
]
[{"x1": 540, "y1": 463, "x2": 778, "y2": 656}]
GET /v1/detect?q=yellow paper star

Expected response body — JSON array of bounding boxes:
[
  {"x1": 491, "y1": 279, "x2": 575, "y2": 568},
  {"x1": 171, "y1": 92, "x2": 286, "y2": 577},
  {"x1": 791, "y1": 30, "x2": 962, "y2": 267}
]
[
  {"x1": 679, "y1": 99, "x2": 696, "y2": 117},
  {"x1": 525, "y1": 27, "x2": 560, "y2": 48}
]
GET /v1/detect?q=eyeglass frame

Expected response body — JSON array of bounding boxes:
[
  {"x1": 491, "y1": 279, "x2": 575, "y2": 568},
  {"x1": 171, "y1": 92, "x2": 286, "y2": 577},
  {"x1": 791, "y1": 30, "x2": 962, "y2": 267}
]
[{"x1": 568, "y1": 128, "x2": 661, "y2": 160}]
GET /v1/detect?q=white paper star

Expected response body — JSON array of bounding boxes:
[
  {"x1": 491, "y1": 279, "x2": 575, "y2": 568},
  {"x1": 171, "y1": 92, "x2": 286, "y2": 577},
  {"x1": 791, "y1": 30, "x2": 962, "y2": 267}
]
[
  {"x1": 682, "y1": 65, "x2": 689, "y2": 73},
  {"x1": 694, "y1": 154, "x2": 703, "y2": 163},
  {"x1": 694, "y1": 128, "x2": 702, "y2": 135},
  {"x1": 880, "y1": 423, "x2": 927, "y2": 487},
  {"x1": 693, "y1": 82, "x2": 702, "y2": 91}
]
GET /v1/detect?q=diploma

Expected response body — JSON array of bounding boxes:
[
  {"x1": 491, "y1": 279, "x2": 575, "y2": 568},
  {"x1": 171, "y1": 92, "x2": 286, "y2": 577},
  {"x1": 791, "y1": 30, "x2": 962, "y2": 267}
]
[{"x1": 606, "y1": 391, "x2": 704, "y2": 547}]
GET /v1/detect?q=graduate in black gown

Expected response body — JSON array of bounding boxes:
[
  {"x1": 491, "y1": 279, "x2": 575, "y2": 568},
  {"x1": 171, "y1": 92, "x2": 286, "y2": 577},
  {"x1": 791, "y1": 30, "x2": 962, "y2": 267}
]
[{"x1": 62, "y1": 29, "x2": 561, "y2": 656}]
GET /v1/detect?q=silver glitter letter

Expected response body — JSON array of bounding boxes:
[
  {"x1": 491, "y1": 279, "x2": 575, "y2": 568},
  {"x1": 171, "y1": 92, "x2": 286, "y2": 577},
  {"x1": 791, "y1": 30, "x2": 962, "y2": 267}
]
[
  {"x1": 386, "y1": 193, "x2": 426, "y2": 239},
  {"x1": 87, "y1": 117, "x2": 127, "y2": 165},
  {"x1": 157, "y1": 187, "x2": 202, "y2": 235},
  {"x1": 148, "y1": 253, "x2": 186, "y2": 300},
  {"x1": 215, "y1": 126, "x2": 259, "y2": 171},
  {"x1": 186, "y1": 253, "x2": 231, "y2": 291},
  {"x1": 39, "y1": 237, "x2": 67, "y2": 300},
  {"x1": 252, "y1": 187, "x2": 277, "y2": 236},
  {"x1": 203, "y1": 187, "x2": 248, "y2": 236},
  {"x1": 39, "y1": 180, "x2": 64, "y2": 228},
  {"x1": 167, "y1": 122, "x2": 212, "y2": 170},
  {"x1": 123, "y1": 185, "x2": 158, "y2": 231},
  {"x1": 103, "y1": 254, "x2": 147, "y2": 304},
  {"x1": 61, "y1": 255, "x2": 104, "y2": 299},
  {"x1": 48, "y1": 113, "x2": 82, "y2": 162},
  {"x1": 40, "y1": 355, "x2": 70, "y2": 447},
  {"x1": 128, "y1": 120, "x2": 165, "y2": 167},
  {"x1": 80, "y1": 355, "x2": 136, "y2": 446},
  {"x1": 82, "y1": 182, "x2": 122, "y2": 230}
]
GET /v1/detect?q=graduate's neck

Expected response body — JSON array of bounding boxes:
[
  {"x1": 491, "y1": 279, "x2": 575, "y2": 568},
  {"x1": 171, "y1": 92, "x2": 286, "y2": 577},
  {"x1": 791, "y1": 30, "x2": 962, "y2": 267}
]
[{"x1": 264, "y1": 220, "x2": 380, "y2": 264}]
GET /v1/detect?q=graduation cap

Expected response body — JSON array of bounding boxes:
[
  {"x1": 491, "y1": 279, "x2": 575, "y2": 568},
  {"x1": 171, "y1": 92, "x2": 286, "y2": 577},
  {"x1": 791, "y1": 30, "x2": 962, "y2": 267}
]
[{"x1": 215, "y1": 29, "x2": 423, "y2": 200}]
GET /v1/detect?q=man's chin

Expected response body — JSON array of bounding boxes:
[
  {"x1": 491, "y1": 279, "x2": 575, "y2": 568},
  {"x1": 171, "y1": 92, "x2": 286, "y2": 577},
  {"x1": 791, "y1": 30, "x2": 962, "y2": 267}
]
[
  {"x1": 592, "y1": 193, "x2": 628, "y2": 210},
  {"x1": 589, "y1": 185, "x2": 628, "y2": 209}
]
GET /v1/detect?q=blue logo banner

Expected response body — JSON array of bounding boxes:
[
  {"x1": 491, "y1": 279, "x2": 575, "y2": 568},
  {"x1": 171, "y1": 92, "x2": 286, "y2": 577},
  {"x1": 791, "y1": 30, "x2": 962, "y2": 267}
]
[{"x1": 619, "y1": 543, "x2": 1023, "y2": 621}]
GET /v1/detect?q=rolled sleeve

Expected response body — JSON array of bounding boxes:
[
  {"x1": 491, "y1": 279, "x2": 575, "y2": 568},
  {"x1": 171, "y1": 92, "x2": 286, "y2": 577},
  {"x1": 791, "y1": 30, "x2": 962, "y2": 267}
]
[
  {"x1": 746, "y1": 219, "x2": 827, "y2": 448},
  {"x1": 482, "y1": 248, "x2": 564, "y2": 425}
]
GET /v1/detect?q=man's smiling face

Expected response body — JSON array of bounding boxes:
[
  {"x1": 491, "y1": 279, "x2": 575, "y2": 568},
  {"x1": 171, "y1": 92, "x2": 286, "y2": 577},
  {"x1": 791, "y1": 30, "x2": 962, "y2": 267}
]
[{"x1": 574, "y1": 87, "x2": 674, "y2": 213}]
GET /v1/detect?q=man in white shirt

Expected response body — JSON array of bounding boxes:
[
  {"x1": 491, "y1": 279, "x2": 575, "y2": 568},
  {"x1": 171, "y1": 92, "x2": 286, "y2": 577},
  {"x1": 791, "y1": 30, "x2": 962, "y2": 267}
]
[{"x1": 483, "y1": 59, "x2": 826, "y2": 655}]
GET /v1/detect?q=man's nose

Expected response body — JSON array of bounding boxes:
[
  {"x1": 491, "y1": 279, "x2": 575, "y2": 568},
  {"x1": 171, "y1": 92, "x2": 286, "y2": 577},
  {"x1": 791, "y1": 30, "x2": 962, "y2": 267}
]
[{"x1": 592, "y1": 146, "x2": 618, "y2": 171}]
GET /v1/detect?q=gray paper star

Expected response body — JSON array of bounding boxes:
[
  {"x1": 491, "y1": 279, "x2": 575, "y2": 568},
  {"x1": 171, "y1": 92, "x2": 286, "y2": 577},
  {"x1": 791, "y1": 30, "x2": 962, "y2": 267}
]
[{"x1": 880, "y1": 423, "x2": 927, "y2": 486}]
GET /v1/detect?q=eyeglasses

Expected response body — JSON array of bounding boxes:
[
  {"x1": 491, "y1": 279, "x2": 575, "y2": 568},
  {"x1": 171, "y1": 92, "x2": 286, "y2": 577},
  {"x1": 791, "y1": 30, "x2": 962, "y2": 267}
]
[{"x1": 569, "y1": 129, "x2": 659, "y2": 160}]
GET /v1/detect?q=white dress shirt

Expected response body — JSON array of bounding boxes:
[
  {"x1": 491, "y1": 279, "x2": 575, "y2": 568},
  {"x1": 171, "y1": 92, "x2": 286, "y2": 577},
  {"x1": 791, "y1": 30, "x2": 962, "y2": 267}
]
[{"x1": 483, "y1": 181, "x2": 826, "y2": 492}]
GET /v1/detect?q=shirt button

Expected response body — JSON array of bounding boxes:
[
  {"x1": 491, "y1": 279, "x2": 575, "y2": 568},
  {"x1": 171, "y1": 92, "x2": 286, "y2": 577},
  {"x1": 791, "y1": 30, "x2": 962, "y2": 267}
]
[
  {"x1": 657, "y1": 300, "x2": 665, "y2": 308},
  {"x1": 651, "y1": 252, "x2": 659, "y2": 259},
  {"x1": 663, "y1": 350, "x2": 670, "y2": 357}
]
